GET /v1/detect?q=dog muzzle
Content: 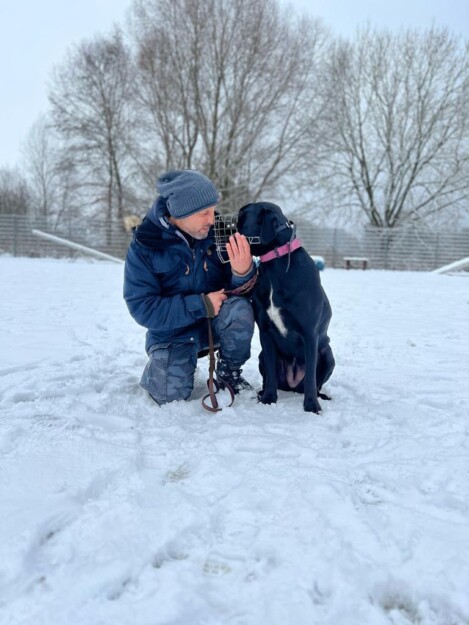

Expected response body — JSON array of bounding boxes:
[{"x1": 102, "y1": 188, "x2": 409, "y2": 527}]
[{"x1": 214, "y1": 214, "x2": 260, "y2": 263}]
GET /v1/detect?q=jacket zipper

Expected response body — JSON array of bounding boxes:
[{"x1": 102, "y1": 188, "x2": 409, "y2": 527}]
[{"x1": 175, "y1": 229, "x2": 206, "y2": 291}]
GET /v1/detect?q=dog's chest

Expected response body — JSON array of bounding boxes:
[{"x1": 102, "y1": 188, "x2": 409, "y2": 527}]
[{"x1": 265, "y1": 285, "x2": 288, "y2": 338}]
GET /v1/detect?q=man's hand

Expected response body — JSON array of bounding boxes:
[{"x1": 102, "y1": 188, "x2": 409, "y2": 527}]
[
  {"x1": 226, "y1": 232, "x2": 253, "y2": 275},
  {"x1": 205, "y1": 289, "x2": 227, "y2": 317}
]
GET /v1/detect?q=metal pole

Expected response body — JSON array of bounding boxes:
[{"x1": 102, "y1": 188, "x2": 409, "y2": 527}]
[{"x1": 31, "y1": 229, "x2": 124, "y2": 264}]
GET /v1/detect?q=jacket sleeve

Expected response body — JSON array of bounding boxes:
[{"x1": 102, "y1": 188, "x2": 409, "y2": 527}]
[
  {"x1": 228, "y1": 260, "x2": 257, "y2": 290},
  {"x1": 123, "y1": 242, "x2": 207, "y2": 331}
]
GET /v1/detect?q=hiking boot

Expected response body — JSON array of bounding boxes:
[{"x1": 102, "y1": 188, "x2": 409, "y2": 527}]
[{"x1": 216, "y1": 359, "x2": 254, "y2": 395}]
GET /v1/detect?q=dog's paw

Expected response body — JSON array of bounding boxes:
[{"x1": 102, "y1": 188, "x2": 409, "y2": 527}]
[
  {"x1": 304, "y1": 398, "x2": 322, "y2": 414},
  {"x1": 257, "y1": 390, "x2": 277, "y2": 405}
]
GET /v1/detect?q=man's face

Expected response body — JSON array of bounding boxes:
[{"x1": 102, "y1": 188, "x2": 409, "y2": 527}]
[{"x1": 170, "y1": 206, "x2": 216, "y2": 240}]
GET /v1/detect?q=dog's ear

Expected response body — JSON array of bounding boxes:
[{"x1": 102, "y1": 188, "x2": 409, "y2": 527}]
[
  {"x1": 238, "y1": 204, "x2": 249, "y2": 216},
  {"x1": 237, "y1": 204, "x2": 250, "y2": 228},
  {"x1": 259, "y1": 209, "x2": 279, "y2": 244}
]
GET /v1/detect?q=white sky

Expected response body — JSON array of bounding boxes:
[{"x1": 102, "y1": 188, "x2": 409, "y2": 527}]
[{"x1": 0, "y1": 0, "x2": 468, "y2": 169}]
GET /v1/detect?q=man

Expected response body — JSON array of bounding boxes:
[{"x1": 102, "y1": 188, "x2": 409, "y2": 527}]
[{"x1": 124, "y1": 169, "x2": 256, "y2": 405}]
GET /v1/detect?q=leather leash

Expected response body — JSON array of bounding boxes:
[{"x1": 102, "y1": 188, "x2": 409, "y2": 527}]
[
  {"x1": 201, "y1": 271, "x2": 258, "y2": 413},
  {"x1": 201, "y1": 318, "x2": 234, "y2": 412}
]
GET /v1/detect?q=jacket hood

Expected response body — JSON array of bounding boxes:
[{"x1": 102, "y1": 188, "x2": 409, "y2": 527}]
[
  {"x1": 134, "y1": 196, "x2": 216, "y2": 251},
  {"x1": 147, "y1": 195, "x2": 171, "y2": 227}
]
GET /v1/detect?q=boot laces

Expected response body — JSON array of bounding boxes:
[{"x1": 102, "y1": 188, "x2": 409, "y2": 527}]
[{"x1": 216, "y1": 362, "x2": 253, "y2": 394}]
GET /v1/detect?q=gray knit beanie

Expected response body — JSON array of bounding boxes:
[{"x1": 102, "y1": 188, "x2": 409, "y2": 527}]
[{"x1": 156, "y1": 169, "x2": 220, "y2": 218}]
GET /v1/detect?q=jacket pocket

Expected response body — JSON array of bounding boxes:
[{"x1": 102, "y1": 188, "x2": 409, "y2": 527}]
[{"x1": 152, "y1": 253, "x2": 183, "y2": 277}]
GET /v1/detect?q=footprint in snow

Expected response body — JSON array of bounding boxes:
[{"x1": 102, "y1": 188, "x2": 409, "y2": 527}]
[{"x1": 162, "y1": 464, "x2": 190, "y2": 484}]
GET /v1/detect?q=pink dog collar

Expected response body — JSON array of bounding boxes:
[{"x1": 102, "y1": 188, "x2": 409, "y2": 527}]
[{"x1": 259, "y1": 238, "x2": 302, "y2": 263}]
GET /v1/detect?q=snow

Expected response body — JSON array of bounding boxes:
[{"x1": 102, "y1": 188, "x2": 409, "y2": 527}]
[{"x1": 1, "y1": 256, "x2": 468, "y2": 625}]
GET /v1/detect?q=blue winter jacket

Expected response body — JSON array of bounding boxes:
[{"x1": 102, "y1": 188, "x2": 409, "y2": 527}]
[{"x1": 124, "y1": 197, "x2": 256, "y2": 352}]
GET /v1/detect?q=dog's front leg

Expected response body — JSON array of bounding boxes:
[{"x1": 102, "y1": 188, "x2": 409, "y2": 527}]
[
  {"x1": 303, "y1": 332, "x2": 322, "y2": 414},
  {"x1": 258, "y1": 332, "x2": 278, "y2": 404}
]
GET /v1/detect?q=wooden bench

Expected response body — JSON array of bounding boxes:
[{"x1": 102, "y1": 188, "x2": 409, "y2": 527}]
[{"x1": 343, "y1": 256, "x2": 369, "y2": 270}]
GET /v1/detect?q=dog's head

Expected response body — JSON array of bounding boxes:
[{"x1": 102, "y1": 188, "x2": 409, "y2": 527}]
[{"x1": 237, "y1": 202, "x2": 294, "y2": 254}]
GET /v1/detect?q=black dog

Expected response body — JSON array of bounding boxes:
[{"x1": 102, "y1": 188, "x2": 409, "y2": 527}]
[{"x1": 237, "y1": 202, "x2": 335, "y2": 413}]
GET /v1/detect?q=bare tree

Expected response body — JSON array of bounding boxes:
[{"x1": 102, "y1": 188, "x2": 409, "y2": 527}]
[
  {"x1": 0, "y1": 167, "x2": 31, "y2": 215},
  {"x1": 22, "y1": 114, "x2": 60, "y2": 222},
  {"x1": 48, "y1": 28, "x2": 136, "y2": 227},
  {"x1": 129, "y1": 0, "x2": 328, "y2": 209},
  {"x1": 319, "y1": 28, "x2": 469, "y2": 227}
]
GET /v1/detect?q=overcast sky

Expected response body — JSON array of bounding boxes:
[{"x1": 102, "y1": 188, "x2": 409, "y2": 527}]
[{"x1": 0, "y1": 0, "x2": 467, "y2": 168}]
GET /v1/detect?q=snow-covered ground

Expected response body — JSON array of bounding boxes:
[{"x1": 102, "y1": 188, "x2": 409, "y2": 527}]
[{"x1": 1, "y1": 256, "x2": 468, "y2": 625}]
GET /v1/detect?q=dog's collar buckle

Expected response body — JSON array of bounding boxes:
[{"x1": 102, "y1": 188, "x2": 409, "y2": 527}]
[{"x1": 259, "y1": 238, "x2": 302, "y2": 263}]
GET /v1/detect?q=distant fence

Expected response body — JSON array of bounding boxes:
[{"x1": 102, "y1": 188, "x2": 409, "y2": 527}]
[
  {"x1": 295, "y1": 222, "x2": 469, "y2": 271},
  {"x1": 0, "y1": 215, "x2": 130, "y2": 262},
  {"x1": 1, "y1": 213, "x2": 468, "y2": 271}
]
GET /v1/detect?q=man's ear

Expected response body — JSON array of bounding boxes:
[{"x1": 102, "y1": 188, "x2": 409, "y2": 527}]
[{"x1": 259, "y1": 209, "x2": 278, "y2": 244}]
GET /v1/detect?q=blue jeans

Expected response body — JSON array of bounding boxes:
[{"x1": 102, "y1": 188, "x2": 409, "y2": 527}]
[{"x1": 140, "y1": 296, "x2": 254, "y2": 405}]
